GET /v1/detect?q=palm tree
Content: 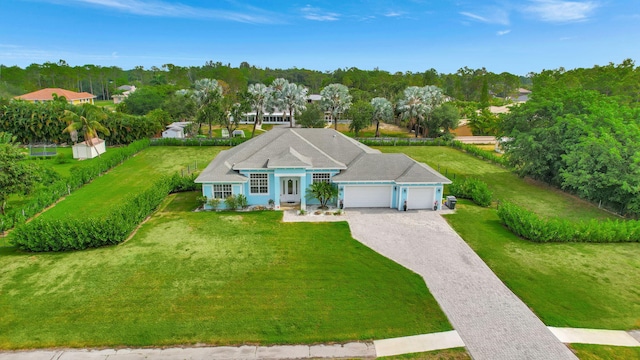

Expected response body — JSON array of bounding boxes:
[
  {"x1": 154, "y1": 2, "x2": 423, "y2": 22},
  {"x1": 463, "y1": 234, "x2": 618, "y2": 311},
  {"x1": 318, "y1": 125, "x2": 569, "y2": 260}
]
[
  {"x1": 248, "y1": 83, "x2": 270, "y2": 138},
  {"x1": 421, "y1": 85, "x2": 445, "y2": 137},
  {"x1": 320, "y1": 84, "x2": 352, "y2": 130},
  {"x1": 193, "y1": 79, "x2": 223, "y2": 138},
  {"x1": 277, "y1": 82, "x2": 308, "y2": 128},
  {"x1": 398, "y1": 86, "x2": 427, "y2": 137},
  {"x1": 62, "y1": 104, "x2": 110, "y2": 156},
  {"x1": 371, "y1": 97, "x2": 393, "y2": 137}
]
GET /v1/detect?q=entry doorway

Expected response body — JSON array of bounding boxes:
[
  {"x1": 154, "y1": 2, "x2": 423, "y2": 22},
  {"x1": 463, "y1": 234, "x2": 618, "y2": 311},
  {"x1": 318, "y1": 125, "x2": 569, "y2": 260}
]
[{"x1": 280, "y1": 177, "x2": 300, "y2": 204}]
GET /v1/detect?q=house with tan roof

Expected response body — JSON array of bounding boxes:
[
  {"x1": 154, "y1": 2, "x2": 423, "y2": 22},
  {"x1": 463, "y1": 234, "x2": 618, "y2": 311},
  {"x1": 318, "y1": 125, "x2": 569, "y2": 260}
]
[
  {"x1": 195, "y1": 128, "x2": 451, "y2": 211},
  {"x1": 14, "y1": 88, "x2": 96, "y2": 105}
]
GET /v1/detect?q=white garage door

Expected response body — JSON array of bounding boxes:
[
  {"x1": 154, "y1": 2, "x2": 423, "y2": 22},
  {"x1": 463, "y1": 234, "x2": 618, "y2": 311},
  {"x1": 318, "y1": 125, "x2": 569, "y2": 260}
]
[
  {"x1": 407, "y1": 187, "x2": 435, "y2": 210},
  {"x1": 344, "y1": 185, "x2": 392, "y2": 208}
]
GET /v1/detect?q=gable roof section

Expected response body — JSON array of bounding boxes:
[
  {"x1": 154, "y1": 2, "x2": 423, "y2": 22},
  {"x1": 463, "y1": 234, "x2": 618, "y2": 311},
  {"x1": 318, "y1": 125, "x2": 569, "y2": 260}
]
[
  {"x1": 331, "y1": 153, "x2": 451, "y2": 184},
  {"x1": 195, "y1": 128, "x2": 451, "y2": 185},
  {"x1": 268, "y1": 147, "x2": 312, "y2": 168},
  {"x1": 231, "y1": 128, "x2": 346, "y2": 170},
  {"x1": 15, "y1": 88, "x2": 96, "y2": 101}
]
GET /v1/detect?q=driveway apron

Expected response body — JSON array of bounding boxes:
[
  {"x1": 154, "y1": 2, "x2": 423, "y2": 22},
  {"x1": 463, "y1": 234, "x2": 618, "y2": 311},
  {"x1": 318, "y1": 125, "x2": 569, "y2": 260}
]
[{"x1": 346, "y1": 209, "x2": 577, "y2": 360}]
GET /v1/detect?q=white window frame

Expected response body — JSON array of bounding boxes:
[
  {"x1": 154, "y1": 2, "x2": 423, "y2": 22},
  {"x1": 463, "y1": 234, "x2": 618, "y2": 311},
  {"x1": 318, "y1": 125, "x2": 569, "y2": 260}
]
[
  {"x1": 250, "y1": 173, "x2": 269, "y2": 194},
  {"x1": 312, "y1": 173, "x2": 331, "y2": 184},
  {"x1": 212, "y1": 184, "x2": 232, "y2": 199}
]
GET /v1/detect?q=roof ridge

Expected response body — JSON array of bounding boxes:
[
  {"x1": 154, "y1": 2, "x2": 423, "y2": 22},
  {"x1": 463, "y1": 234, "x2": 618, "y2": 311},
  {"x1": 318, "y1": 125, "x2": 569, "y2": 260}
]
[{"x1": 289, "y1": 129, "x2": 347, "y2": 169}]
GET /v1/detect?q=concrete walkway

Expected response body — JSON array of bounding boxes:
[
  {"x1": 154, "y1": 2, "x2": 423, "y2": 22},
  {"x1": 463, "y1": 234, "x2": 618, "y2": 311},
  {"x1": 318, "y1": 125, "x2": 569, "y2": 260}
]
[
  {"x1": 345, "y1": 209, "x2": 578, "y2": 360},
  {"x1": 2, "y1": 328, "x2": 638, "y2": 359}
]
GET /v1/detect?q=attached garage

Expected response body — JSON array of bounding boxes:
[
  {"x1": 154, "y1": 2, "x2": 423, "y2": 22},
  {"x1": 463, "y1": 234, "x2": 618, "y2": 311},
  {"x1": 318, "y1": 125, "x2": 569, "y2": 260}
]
[
  {"x1": 407, "y1": 187, "x2": 435, "y2": 210},
  {"x1": 344, "y1": 185, "x2": 392, "y2": 208}
]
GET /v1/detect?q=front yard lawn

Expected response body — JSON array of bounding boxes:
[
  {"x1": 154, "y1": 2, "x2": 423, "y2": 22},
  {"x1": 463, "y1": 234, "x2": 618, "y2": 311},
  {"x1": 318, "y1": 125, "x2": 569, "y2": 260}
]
[{"x1": 0, "y1": 192, "x2": 451, "y2": 349}]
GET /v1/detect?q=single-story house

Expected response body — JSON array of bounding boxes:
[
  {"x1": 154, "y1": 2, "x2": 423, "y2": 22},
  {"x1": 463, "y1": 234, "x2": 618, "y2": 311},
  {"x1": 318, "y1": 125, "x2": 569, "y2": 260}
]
[
  {"x1": 162, "y1": 122, "x2": 192, "y2": 139},
  {"x1": 15, "y1": 88, "x2": 96, "y2": 105},
  {"x1": 195, "y1": 128, "x2": 451, "y2": 210},
  {"x1": 112, "y1": 85, "x2": 137, "y2": 104},
  {"x1": 72, "y1": 138, "x2": 106, "y2": 159}
]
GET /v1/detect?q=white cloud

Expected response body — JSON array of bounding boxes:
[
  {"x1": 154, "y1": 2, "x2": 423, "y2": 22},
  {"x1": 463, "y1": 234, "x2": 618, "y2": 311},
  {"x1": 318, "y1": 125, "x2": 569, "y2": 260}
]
[
  {"x1": 460, "y1": 9, "x2": 510, "y2": 25},
  {"x1": 301, "y1": 5, "x2": 340, "y2": 21},
  {"x1": 497, "y1": 29, "x2": 511, "y2": 35},
  {"x1": 36, "y1": 0, "x2": 277, "y2": 23},
  {"x1": 523, "y1": 0, "x2": 599, "y2": 22},
  {"x1": 385, "y1": 11, "x2": 404, "y2": 17}
]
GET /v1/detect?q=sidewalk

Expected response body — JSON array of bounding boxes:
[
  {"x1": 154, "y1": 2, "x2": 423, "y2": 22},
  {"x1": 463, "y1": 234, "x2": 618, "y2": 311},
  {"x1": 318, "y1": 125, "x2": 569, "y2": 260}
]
[{"x1": 1, "y1": 328, "x2": 638, "y2": 359}]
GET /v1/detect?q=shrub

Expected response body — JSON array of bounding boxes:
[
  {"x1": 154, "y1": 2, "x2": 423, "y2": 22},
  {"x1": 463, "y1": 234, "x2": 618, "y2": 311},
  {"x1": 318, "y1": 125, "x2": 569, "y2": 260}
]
[
  {"x1": 497, "y1": 201, "x2": 640, "y2": 243},
  {"x1": 207, "y1": 198, "x2": 221, "y2": 210},
  {"x1": 236, "y1": 194, "x2": 248, "y2": 209},
  {"x1": 224, "y1": 195, "x2": 238, "y2": 210},
  {"x1": 449, "y1": 177, "x2": 492, "y2": 207}
]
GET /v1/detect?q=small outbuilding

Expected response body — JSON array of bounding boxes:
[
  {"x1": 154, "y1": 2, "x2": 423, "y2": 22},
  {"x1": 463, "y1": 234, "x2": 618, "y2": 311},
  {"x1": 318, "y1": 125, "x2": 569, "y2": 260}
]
[
  {"x1": 162, "y1": 122, "x2": 192, "y2": 139},
  {"x1": 72, "y1": 138, "x2": 106, "y2": 159}
]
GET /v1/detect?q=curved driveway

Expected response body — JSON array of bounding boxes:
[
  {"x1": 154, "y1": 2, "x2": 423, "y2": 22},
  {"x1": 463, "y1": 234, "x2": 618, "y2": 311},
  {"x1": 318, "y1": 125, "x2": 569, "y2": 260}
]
[{"x1": 346, "y1": 209, "x2": 577, "y2": 360}]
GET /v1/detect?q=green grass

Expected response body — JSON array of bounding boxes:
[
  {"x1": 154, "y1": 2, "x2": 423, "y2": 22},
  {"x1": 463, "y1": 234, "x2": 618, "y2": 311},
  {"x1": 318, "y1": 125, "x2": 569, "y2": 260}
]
[
  {"x1": 570, "y1": 344, "x2": 640, "y2": 360},
  {"x1": 36, "y1": 146, "x2": 226, "y2": 220},
  {"x1": 377, "y1": 146, "x2": 614, "y2": 221},
  {"x1": 0, "y1": 191, "x2": 451, "y2": 349},
  {"x1": 380, "y1": 348, "x2": 470, "y2": 359},
  {"x1": 444, "y1": 201, "x2": 640, "y2": 330}
]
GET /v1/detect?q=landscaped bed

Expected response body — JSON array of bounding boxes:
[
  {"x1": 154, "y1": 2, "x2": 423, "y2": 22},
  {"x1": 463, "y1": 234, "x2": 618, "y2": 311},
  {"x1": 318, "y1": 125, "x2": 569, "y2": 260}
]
[{"x1": 0, "y1": 192, "x2": 451, "y2": 349}]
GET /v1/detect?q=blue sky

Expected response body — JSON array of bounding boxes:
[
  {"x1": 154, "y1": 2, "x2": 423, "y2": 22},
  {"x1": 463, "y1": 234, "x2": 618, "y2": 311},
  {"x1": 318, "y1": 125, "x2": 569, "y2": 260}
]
[{"x1": 1, "y1": 0, "x2": 639, "y2": 75}]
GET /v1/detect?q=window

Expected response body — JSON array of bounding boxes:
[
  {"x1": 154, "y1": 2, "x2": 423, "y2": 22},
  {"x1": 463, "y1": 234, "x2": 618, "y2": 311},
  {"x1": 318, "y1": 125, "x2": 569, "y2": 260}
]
[
  {"x1": 212, "y1": 184, "x2": 232, "y2": 199},
  {"x1": 250, "y1": 173, "x2": 269, "y2": 194},
  {"x1": 313, "y1": 173, "x2": 331, "y2": 184}
]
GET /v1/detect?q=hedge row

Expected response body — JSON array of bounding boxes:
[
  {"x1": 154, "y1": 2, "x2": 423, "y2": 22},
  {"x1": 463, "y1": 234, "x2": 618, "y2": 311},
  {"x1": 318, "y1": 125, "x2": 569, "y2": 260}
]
[
  {"x1": 497, "y1": 201, "x2": 640, "y2": 243},
  {"x1": 448, "y1": 177, "x2": 493, "y2": 207},
  {"x1": 0, "y1": 139, "x2": 150, "y2": 233},
  {"x1": 10, "y1": 173, "x2": 192, "y2": 252},
  {"x1": 449, "y1": 140, "x2": 508, "y2": 167},
  {"x1": 150, "y1": 137, "x2": 248, "y2": 147},
  {"x1": 356, "y1": 137, "x2": 450, "y2": 147}
]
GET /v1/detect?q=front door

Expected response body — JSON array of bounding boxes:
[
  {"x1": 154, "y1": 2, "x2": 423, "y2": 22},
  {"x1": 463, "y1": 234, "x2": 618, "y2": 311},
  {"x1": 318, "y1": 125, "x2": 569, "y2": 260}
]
[{"x1": 280, "y1": 177, "x2": 300, "y2": 204}]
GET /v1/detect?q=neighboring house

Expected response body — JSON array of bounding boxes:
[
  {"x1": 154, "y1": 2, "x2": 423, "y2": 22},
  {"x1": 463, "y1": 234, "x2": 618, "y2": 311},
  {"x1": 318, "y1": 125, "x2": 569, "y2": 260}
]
[
  {"x1": 72, "y1": 138, "x2": 106, "y2": 159},
  {"x1": 241, "y1": 110, "x2": 291, "y2": 125},
  {"x1": 14, "y1": 88, "x2": 96, "y2": 105},
  {"x1": 511, "y1": 88, "x2": 531, "y2": 103},
  {"x1": 112, "y1": 85, "x2": 137, "y2": 104},
  {"x1": 162, "y1": 122, "x2": 191, "y2": 139},
  {"x1": 195, "y1": 128, "x2": 451, "y2": 210}
]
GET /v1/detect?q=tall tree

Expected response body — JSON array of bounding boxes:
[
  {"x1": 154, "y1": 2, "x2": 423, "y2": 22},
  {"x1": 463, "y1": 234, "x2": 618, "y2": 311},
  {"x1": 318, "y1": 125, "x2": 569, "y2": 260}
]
[
  {"x1": 370, "y1": 97, "x2": 393, "y2": 137},
  {"x1": 320, "y1": 83, "x2": 352, "y2": 130},
  {"x1": 397, "y1": 86, "x2": 427, "y2": 137},
  {"x1": 192, "y1": 78, "x2": 224, "y2": 138},
  {"x1": 0, "y1": 133, "x2": 40, "y2": 215},
  {"x1": 274, "y1": 81, "x2": 308, "y2": 128},
  {"x1": 346, "y1": 100, "x2": 374, "y2": 137},
  {"x1": 247, "y1": 83, "x2": 270, "y2": 138}
]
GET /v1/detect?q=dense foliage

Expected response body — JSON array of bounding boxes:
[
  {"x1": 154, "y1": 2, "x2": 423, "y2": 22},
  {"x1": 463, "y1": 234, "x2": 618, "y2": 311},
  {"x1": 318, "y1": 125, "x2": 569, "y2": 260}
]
[
  {"x1": 497, "y1": 201, "x2": 640, "y2": 243},
  {"x1": 11, "y1": 172, "x2": 193, "y2": 252},
  {"x1": 0, "y1": 133, "x2": 40, "y2": 215},
  {"x1": 0, "y1": 100, "x2": 163, "y2": 145},
  {"x1": 0, "y1": 139, "x2": 150, "y2": 233},
  {"x1": 448, "y1": 177, "x2": 493, "y2": 207},
  {"x1": 501, "y1": 88, "x2": 640, "y2": 216}
]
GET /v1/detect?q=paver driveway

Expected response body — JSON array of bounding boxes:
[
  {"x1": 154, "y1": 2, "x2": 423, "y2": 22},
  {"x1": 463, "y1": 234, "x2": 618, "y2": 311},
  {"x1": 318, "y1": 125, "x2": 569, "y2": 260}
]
[{"x1": 346, "y1": 209, "x2": 577, "y2": 360}]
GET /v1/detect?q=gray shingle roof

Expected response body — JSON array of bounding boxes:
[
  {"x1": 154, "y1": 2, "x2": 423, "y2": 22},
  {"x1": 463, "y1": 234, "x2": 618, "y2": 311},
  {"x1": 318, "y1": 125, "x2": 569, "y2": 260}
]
[{"x1": 195, "y1": 128, "x2": 451, "y2": 184}]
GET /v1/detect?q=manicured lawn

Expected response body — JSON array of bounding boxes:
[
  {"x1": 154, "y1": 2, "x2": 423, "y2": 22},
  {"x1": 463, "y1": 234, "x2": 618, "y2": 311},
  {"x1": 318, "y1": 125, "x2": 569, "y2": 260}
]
[
  {"x1": 0, "y1": 192, "x2": 451, "y2": 349},
  {"x1": 37, "y1": 146, "x2": 226, "y2": 220},
  {"x1": 570, "y1": 344, "x2": 640, "y2": 359},
  {"x1": 445, "y1": 201, "x2": 640, "y2": 330},
  {"x1": 380, "y1": 348, "x2": 470, "y2": 359},
  {"x1": 376, "y1": 146, "x2": 614, "y2": 221}
]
